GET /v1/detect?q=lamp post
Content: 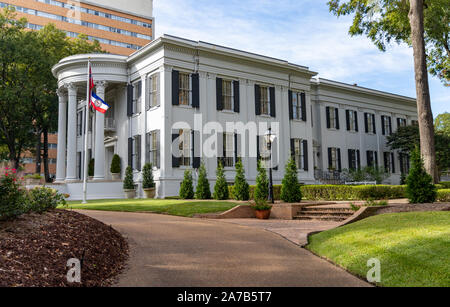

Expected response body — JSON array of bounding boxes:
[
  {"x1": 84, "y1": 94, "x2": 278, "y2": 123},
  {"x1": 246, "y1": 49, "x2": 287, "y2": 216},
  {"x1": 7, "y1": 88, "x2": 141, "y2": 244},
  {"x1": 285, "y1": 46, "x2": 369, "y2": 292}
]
[{"x1": 264, "y1": 127, "x2": 276, "y2": 204}]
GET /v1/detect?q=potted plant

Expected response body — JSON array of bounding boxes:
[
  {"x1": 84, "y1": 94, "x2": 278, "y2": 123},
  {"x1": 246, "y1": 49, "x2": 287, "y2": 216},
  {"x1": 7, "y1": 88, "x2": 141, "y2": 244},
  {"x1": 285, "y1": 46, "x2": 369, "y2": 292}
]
[
  {"x1": 88, "y1": 159, "x2": 95, "y2": 180},
  {"x1": 110, "y1": 154, "x2": 121, "y2": 180},
  {"x1": 123, "y1": 166, "x2": 136, "y2": 199},
  {"x1": 24, "y1": 174, "x2": 42, "y2": 186},
  {"x1": 251, "y1": 198, "x2": 272, "y2": 220},
  {"x1": 142, "y1": 163, "x2": 155, "y2": 199}
]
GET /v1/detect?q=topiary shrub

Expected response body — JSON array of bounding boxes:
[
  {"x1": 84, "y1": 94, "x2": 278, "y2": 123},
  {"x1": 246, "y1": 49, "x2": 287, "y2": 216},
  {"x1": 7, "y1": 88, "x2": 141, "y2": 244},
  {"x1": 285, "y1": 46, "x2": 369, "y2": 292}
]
[
  {"x1": 213, "y1": 162, "x2": 229, "y2": 200},
  {"x1": 195, "y1": 162, "x2": 211, "y2": 199},
  {"x1": 281, "y1": 158, "x2": 302, "y2": 203},
  {"x1": 233, "y1": 159, "x2": 249, "y2": 201},
  {"x1": 300, "y1": 185, "x2": 406, "y2": 201},
  {"x1": 142, "y1": 163, "x2": 155, "y2": 189},
  {"x1": 254, "y1": 160, "x2": 269, "y2": 201},
  {"x1": 406, "y1": 148, "x2": 437, "y2": 204},
  {"x1": 179, "y1": 169, "x2": 194, "y2": 199},
  {"x1": 27, "y1": 187, "x2": 66, "y2": 214},
  {"x1": 123, "y1": 166, "x2": 135, "y2": 190},
  {"x1": 88, "y1": 159, "x2": 95, "y2": 177},
  {"x1": 0, "y1": 167, "x2": 26, "y2": 220},
  {"x1": 110, "y1": 154, "x2": 121, "y2": 174}
]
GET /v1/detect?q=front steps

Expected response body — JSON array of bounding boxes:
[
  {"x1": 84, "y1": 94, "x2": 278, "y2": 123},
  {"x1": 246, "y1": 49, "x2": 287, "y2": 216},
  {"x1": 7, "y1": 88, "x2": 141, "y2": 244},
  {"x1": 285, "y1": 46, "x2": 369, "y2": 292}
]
[{"x1": 294, "y1": 206, "x2": 355, "y2": 222}]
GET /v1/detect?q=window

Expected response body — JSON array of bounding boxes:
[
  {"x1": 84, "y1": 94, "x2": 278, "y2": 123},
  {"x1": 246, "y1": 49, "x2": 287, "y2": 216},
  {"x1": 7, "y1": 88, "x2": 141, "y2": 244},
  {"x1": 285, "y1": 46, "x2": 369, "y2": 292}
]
[
  {"x1": 48, "y1": 144, "x2": 57, "y2": 149},
  {"x1": 219, "y1": 133, "x2": 235, "y2": 168},
  {"x1": 132, "y1": 135, "x2": 141, "y2": 171},
  {"x1": 222, "y1": 80, "x2": 234, "y2": 111},
  {"x1": 77, "y1": 110, "x2": 83, "y2": 136},
  {"x1": 411, "y1": 120, "x2": 419, "y2": 126},
  {"x1": 179, "y1": 129, "x2": 191, "y2": 167},
  {"x1": 326, "y1": 107, "x2": 340, "y2": 129},
  {"x1": 384, "y1": 152, "x2": 395, "y2": 173},
  {"x1": 346, "y1": 110, "x2": 358, "y2": 132},
  {"x1": 382, "y1": 116, "x2": 392, "y2": 135},
  {"x1": 365, "y1": 113, "x2": 376, "y2": 134},
  {"x1": 291, "y1": 92, "x2": 306, "y2": 121},
  {"x1": 260, "y1": 86, "x2": 270, "y2": 116},
  {"x1": 146, "y1": 130, "x2": 160, "y2": 168},
  {"x1": 179, "y1": 73, "x2": 191, "y2": 106},
  {"x1": 399, "y1": 153, "x2": 410, "y2": 174},
  {"x1": 366, "y1": 151, "x2": 378, "y2": 167},
  {"x1": 293, "y1": 139, "x2": 304, "y2": 170},
  {"x1": 328, "y1": 147, "x2": 341, "y2": 171},
  {"x1": 148, "y1": 73, "x2": 160, "y2": 109},
  {"x1": 348, "y1": 149, "x2": 360, "y2": 170},
  {"x1": 397, "y1": 118, "x2": 407, "y2": 128},
  {"x1": 133, "y1": 81, "x2": 142, "y2": 114}
]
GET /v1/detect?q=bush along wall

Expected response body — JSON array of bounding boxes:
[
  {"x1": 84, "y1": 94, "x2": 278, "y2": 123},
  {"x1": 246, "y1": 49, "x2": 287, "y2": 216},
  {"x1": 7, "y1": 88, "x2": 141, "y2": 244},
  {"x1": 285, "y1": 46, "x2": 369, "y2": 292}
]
[{"x1": 437, "y1": 189, "x2": 450, "y2": 202}]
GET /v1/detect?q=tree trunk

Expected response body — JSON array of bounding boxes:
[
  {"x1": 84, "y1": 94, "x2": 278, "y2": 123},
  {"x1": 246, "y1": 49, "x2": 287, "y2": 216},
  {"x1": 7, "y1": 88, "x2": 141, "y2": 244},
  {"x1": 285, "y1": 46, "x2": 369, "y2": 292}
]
[
  {"x1": 35, "y1": 132, "x2": 41, "y2": 174},
  {"x1": 408, "y1": 0, "x2": 438, "y2": 183},
  {"x1": 43, "y1": 127, "x2": 50, "y2": 182}
]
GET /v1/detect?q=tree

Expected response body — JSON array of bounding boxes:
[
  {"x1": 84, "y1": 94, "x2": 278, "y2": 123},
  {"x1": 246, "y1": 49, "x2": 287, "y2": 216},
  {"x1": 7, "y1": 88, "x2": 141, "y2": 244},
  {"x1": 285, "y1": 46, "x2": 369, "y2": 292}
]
[
  {"x1": 435, "y1": 112, "x2": 450, "y2": 136},
  {"x1": 142, "y1": 163, "x2": 155, "y2": 189},
  {"x1": 123, "y1": 166, "x2": 135, "y2": 190},
  {"x1": 327, "y1": 0, "x2": 447, "y2": 183},
  {"x1": 179, "y1": 170, "x2": 194, "y2": 199},
  {"x1": 406, "y1": 147, "x2": 437, "y2": 203},
  {"x1": 254, "y1": 160, "x2": 269, "y2": 201},
  {"x1": 195, "y1": 162, "x2": 211, "y2": 199},
  {"x1": 233, "y1": 159, "x2": 250, "y2": 201},
  {"x1": 213, "y1": 162, "x2": 229, "y2": 200},
  {"x1": 281, "y1": 158, "x2": 302, "y2": 203}
]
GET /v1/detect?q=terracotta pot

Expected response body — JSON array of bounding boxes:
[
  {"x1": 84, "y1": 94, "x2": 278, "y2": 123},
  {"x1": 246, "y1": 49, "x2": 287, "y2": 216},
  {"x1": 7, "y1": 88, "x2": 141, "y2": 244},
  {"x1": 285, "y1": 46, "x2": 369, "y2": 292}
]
[
  {"x1": 124, "y1": 189, "x2": 136, "y2": 199},
  {"x1": 143, "y1": 188, "x2": 155, "y2": 199},
  {"x1": 111, "y1": 173, "x2": 120, "y2": 180},
  {"x1": 255, "y1": 209, "x2": 271, "y2": 220}
]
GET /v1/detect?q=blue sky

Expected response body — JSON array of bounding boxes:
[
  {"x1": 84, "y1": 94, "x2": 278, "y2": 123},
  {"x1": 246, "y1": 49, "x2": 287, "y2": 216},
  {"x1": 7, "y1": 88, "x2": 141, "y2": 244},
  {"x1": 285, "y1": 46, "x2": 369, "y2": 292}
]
[{"x1": 153, "y1": 0, "x2": 449, "y2": 116}]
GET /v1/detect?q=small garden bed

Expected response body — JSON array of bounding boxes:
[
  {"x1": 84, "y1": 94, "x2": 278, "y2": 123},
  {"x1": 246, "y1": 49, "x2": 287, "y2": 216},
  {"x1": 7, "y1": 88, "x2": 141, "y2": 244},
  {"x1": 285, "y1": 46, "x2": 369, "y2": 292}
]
[{"x1": 0, "y1": 209, "x2": 128, "y2": 287}]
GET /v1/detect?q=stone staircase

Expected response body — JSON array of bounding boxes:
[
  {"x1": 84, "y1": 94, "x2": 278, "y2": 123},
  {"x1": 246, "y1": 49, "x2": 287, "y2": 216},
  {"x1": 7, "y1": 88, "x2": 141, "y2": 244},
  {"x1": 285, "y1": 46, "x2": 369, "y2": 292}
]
[{"x1": 294, "y1": 206, "x2": 355, "y2": 222}]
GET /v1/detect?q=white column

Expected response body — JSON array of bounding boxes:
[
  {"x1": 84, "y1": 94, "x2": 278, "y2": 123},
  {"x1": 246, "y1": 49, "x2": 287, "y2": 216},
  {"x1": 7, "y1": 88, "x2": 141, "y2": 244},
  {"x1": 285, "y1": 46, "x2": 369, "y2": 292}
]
[
  {"x1": 94, "y1": 81, "x2": 107, "y2": 180},
  {"x1": 65, "y1": 83, "x2": 78, "y2": 182},
  {"x1": 55, "y1": 88, "x2": 67, "y2": 182}
]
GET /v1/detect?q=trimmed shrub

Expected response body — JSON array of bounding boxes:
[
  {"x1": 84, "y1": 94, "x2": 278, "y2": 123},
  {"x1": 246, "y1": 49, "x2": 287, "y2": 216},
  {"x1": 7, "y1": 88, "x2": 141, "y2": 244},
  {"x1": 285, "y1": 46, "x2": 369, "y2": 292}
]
[
  {"x1": 439, "y1": 182, "x2": 450, "y2": 189},
  {"x1": 213, "y1": 162, "x2": 229, "y2": 200},
  {"x1": 233, "y1": 159, "x2": 250, "y2": 201},
  {"x1": 406, "y1": 148, "x2": 437, "y2": 204},
  {"x1": 110, "y1": 154, "x2": 121, "y2": 174},
  {"x1": 27, "y1": 187, "x2": 66, "y2": 214},
  {"x1": 195, "y1": 162, "x2": 211, "y2": 199},
  {"x1": 88, "y1": 159, "x2": 95, "y2": 177},
  {"x1": 254, "y1": 160, "x2": 269, "y2": 201},
  {"x1": 179, "y1": 170, "x2": 194, "y2": 199},
  {"x1": 123, "y1": 166, "x2": 135, "y2": 190},
  {"x1": 281, "y1": 158, "x2": 302, "y2": 203},
  {"x1": 0, "y1": 168, "x2": 26, "y2": 220},
  {"x1": 142, "y1": 163, "x2": 155, "y2": 189},
  {"x1": 300, "y1": 185, "x2": 406, "y2": 201},
  {"x1": 437, "y1": 189, "x2": 450, "y2": 202}
]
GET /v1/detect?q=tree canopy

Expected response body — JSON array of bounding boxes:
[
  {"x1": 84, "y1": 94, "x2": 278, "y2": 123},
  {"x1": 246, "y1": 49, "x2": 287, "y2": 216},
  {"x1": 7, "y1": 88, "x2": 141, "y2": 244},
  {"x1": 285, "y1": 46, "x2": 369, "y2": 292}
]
[{"x1": 435, "y1": 112, "x2": 450, "y2": 136}]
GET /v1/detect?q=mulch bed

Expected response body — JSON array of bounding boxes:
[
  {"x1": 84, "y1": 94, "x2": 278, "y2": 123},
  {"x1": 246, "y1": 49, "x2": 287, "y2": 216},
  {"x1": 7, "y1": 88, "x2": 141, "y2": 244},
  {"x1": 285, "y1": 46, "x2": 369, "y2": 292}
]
[
  {"x1": 0, "y1": 210, "x2": 128, "y2": 287},
  {"x1": 375, "y1": 203, "x2": 450, "y2": 215}
]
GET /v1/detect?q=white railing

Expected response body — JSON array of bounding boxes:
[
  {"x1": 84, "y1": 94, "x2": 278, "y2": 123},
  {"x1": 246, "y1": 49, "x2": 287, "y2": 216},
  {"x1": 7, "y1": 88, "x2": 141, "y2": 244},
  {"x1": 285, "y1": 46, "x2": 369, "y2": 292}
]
[{"x1": 344, "y1": 181, "x2": 377, "y2": 186}]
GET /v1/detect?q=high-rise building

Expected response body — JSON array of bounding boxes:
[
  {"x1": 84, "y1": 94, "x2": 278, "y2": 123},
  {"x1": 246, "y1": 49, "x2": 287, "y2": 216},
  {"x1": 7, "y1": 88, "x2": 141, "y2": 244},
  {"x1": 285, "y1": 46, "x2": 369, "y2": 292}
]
[{"x1": 1, "y1": 0, "x2": 154, "y2": 55}]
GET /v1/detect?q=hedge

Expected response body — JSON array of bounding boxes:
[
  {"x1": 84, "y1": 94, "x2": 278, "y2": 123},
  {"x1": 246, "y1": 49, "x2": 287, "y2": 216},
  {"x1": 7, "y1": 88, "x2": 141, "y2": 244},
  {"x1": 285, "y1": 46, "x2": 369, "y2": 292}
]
[
  {"x1": 437, "y1": 189, "x2": 450, "y2": 202},
  {"x1": 228, "y1": 184, "x2": 406, "y2": 201},
  {"x1": 438, "y1": 182, "x2": 450, "y2": 189}
]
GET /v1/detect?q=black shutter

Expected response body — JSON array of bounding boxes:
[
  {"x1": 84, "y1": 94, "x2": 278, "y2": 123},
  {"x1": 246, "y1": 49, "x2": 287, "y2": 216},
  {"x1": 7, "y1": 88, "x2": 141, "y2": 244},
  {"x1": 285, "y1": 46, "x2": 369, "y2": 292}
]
[
  {"x1": 128, "y1": 137, "x2": 133, "y2": 167},
  {"x1": 302, "y1": 140, "x2": 308, "y2": 171},
  {"x1": 367, "y1": 151, "x2": 372, "y2": 167},
  {"x1": 288, "y1": 90, "x2": 293, "y2": 120},
  {"x1": 301, "y1": 93, "x2": 306, "y2": 121},
  {"x1": 399, "y1": 154, "x2": 404, "y2": 174},
  {"x1": 397, "y1": 118, "x2": 401, "y2": 129},
  {"x1": 192, "y1": 130, "x2": 200, "y2": 169},
  {"x1": 384, "y1": 152, "x2": 389, "y2": 170},
  {"x1": 127, "y1": 84, "x2": 134, "y2": 117},
  {"x1": 269, "y1": 87, "x2": 276, "y2": 117},
  {"x1": 372, "y1": 114, "x2": 376, "y2": 134},
  {"x1": 216, "y1": 78, "x2": 223, "y2": 111},
  {"x1": 328, "y1": 148, "x2": 332, "y2": 169},
  {"x1": 348, "y1": 149, "x2": 353, "y2": 170},
  {"x1": 191, "y1": 73, "x2": 199, "y2": 108},
  {"x1": 346, "y1": 110, "x2": 350, "y2": 131},
  {"x1": 256, "y1": 135, "x2": 260, "y2": 161},
  {"x1": 381, "y1": 116, "x2": 386, "y2": 135},
  {"x1": 375, "y1": 152, "x2": 378, "y2": 167},
  {"x1": 172, "y1": 132, "x2": 180, "y2": 168},
  {"x1": 335, "y1": 108, "x2": 340, "y2": 130},
  {"x1": 290, "y1": 139, "x2": 295, "y2": 158},
  {"x1": 364, "y1": 113, "x2": 369, "y2": 133},
  {"x1": 357, "y1": 150, "x2": 361, "y2": 170},
  {"x1": 172, "y1": 70, "x2": 179, "y2": 106},
  {"x1": 255, "y1": 85, "x2": 261, "y2": 115},
  {"x1": 391, "y1": 152, "x2": 396, "y2": 173},
  {"x1": 233, "y1": 80, "x2": 240, "y2": 113},
  {"x1": 234, "y1": 133, "x2": 238, "y2": 164},
  {"x1": 354, "y1": 111, "x2": 359, "y2": 132},
  {"x1": 388, "y1": 117, "x2": 392, "y2": 135},
  {"x1": 326, "y1": 107, "x2": 331, "y2": 129},
  {"x1": 136, "y1": 135, "x2": 141, "y2": 171},
  {"x1": 337, "y1": 148, "x2": 342, "y2": 172}
]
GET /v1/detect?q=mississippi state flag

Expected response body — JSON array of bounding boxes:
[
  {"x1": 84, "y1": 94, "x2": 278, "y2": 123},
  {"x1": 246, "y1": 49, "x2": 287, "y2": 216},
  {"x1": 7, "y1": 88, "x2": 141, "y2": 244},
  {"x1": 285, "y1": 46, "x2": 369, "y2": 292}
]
[{"x1": 91, "y1": 92, "x2": 110, "y2": 114}]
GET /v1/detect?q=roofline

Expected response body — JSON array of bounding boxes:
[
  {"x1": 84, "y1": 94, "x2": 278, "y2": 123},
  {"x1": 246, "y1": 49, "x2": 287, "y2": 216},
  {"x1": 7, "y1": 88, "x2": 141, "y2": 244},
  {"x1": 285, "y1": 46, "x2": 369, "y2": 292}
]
[{"x1": 311, "y1": 77, "x2": 417, "y2": 103}]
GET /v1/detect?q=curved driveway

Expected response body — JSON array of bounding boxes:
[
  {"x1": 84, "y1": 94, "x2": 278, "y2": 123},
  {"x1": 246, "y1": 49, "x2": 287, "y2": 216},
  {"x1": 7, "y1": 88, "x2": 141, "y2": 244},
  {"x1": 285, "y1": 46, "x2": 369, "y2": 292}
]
[{"x1": 78, "y1": 210, "x2": 370, "y2": 287}]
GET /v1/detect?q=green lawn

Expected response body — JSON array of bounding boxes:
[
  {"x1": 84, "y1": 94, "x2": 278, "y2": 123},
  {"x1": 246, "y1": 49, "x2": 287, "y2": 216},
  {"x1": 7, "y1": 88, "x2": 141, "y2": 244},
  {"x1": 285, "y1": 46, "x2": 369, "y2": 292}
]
[
  {"x1": 307, "y1": 211, "x2": 450, "y2": 287},
  {"x1": 64, "y1": 199, "x2": 240, "y2": 217}
]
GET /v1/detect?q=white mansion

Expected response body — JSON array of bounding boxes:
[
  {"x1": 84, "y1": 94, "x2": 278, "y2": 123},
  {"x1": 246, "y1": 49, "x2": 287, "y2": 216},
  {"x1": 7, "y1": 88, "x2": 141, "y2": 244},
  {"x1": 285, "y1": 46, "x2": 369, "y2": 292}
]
[{"x1": 51, "y1": 35, "x2": 418, "y2": 200}]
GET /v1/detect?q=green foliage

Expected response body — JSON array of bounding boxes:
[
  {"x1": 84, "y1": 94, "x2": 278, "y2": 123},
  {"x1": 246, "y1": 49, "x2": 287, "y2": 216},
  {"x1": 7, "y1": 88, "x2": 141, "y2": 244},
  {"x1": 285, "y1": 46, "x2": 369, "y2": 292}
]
[
  {"x1": 213, "y1": 162, "x2": 229, "y2": 200},
  {"x1": 179, "y1": 170, "x2": 194, "y2": 199},
  {"x1": 88, "y1": 159, "x2": 95, "y2": 177},
  {"x1": 439, "y1": 182, "x2": 450, "y2": 189},
  {"x1": 233, "y1": 159, "x2": 250, "y2": 201},
  {"x1": 254, "y1": 160, "x2": 269, "y2": 201},
  {"x1": 350, "y1": 203, "x2": 360, "y2": 212},
  {"x1": 27, "y1": 187, "x2": 66, "y2": 214},
  {"x1": 364, "y1": 199, "x2": 389, "y2": 207},
  {"x1": 123, "y1": 166, "x2": 135, "y2": 190},
  {"x1": 327, "y1": 0, "x2": 450, "y2": 85},
  {"x1": 435, "y1": 112, "x2": 450, "y2": 136},
  {"x1": 437, "y1": 189, "x2": 450, "y2": 202},
  {"x1": 24, "y1": 174, "x2": 42, "y2": 180},
  {"x1": 195, "y1": 162, "x2": 211, "y2": 200},
  {"x1": 301, "y1": 185, "x2": 406, "y2": 201},
  {"x1": 250, "y1": 198, "x2": 272, "y2": 211},
  {"x1": 342, "y1": 166, "x2": 389, "y2": 184},
  {"x1": 0, "y1": 167, "x2": 26, "y2": 220},
  {"x1": 281, "y1": 158, "x2": 302, "y2": 203},
  {"x1": 110, "y1": 154, "x2": 121, "y2": 174},
  {"x1": 142, "y1": 163, "x2": 155, "y2": 189},
  {"x1": 406, "y1": 148, "x2": 437, "y2": 204}
]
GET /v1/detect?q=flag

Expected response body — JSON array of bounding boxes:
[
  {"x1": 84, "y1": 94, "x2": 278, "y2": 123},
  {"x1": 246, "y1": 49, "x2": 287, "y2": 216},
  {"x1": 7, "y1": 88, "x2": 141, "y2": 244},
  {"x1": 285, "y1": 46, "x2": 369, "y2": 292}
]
[
  {"x1": 89, "y1": 65, "x2": 94, "y2": 92},
  {"x1": 90, "y1": 92, "x2": 110, "y2": 114}
]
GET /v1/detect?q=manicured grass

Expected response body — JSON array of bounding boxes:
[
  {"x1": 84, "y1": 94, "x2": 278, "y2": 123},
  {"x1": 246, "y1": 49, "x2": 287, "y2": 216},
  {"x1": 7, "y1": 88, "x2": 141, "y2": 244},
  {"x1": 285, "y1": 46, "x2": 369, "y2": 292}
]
[
  {"x1": 63, "y1": 199, "x2": 240, "y2": 217},
  {"x1": 307, "y1": 211, "x2": 450, "y2": 287}
]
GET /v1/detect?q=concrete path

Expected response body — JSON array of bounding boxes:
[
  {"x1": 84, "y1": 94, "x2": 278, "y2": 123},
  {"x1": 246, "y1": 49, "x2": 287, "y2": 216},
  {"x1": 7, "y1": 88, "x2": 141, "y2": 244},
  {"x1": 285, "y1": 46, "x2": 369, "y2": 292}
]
[{"x1": 77, "y1": 210, "x2": 370, "y2": 287}]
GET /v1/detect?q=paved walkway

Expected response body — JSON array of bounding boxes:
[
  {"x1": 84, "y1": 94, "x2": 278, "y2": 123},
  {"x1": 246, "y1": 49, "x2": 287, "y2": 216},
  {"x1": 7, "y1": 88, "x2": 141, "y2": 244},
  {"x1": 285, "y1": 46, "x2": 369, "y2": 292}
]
[{"x1": 77, "y1": 210, "x2": 370, "y2": 287}]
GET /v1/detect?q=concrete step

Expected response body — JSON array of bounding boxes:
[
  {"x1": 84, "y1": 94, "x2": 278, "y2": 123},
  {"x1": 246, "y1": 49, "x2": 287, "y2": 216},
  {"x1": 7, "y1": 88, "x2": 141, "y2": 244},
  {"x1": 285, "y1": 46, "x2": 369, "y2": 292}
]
[
  {"x1": 296, "y1": 210, "x2": 354, "y2": 217},
  {"x1": 301, "y1": 207, "x2": 355, "y2": 214},
  {"x1": 294, "y1": 215, "x2": 349, "y2": 222}
]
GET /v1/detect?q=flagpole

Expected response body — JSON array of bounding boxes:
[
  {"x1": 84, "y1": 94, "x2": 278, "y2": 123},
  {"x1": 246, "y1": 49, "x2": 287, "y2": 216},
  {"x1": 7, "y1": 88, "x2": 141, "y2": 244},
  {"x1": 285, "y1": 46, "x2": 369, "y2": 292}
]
[{"x1": 82, "y1": 59, "x2": 91, "y2": 204}]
